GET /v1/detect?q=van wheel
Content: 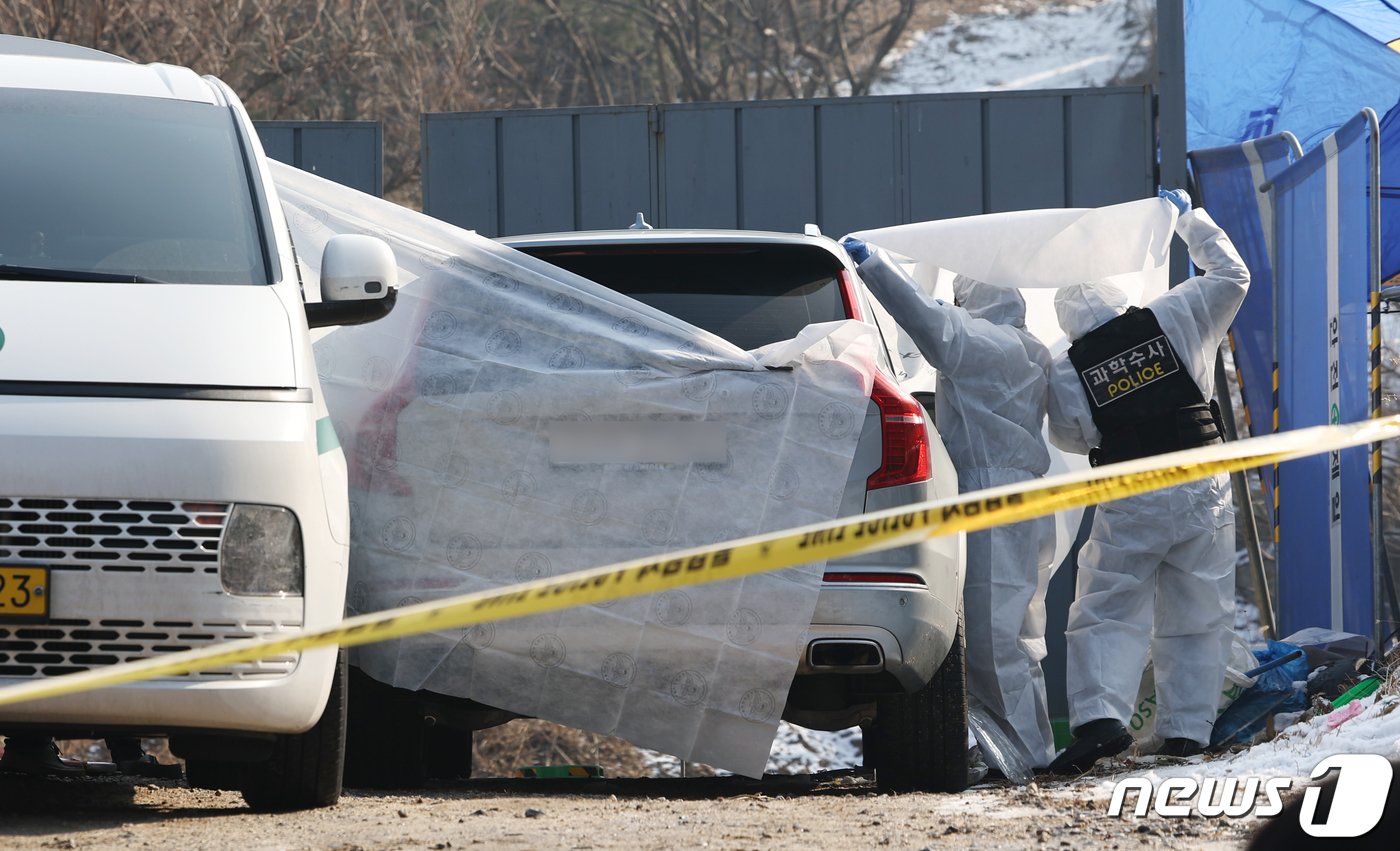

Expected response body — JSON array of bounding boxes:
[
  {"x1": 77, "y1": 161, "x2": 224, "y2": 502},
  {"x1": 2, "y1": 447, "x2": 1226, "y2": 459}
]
[
  {"x1": 868, "y1": 617, "x2": 968, "y2": 793},
  {"x1": 237, "y1": 649, "x2": 348, "y2": 811}
]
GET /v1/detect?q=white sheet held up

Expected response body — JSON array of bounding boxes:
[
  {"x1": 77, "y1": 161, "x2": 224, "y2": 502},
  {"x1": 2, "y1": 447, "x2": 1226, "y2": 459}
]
[{"x1": 851, "y1": 196, "x2": 1177, "y2": 575}]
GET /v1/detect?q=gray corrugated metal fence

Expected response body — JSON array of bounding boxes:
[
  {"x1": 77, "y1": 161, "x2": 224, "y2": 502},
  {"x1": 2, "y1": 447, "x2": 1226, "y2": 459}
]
[
  {"x1": 421, "y1": 88, "x2": 1156, "y2": 238},
  {"x1": 255, "y1": 120, "x2": 383, "y2": 197}
]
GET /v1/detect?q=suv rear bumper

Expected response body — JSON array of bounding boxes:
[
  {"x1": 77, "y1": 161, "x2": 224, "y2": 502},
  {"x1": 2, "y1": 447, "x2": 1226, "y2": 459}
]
[
  {"x1": 802, "y1": 511, "x2": 963, "y2": 690},
  {"x1": 801, "y1": 560, "x2": 959, "y2": 693}
]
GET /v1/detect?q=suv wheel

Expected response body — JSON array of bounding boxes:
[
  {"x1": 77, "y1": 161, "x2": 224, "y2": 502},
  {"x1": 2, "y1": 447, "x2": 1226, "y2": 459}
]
[
  {"x1": 344, "y1": 680, "x2": 425, "y2": 789},
  {"x1": 423, "y1": 725, "x2": 473, "y2": 781},
  {"x1": 866, "y1": 616, "x2": 968, "y2": 792},
  {"x1": 232, "y1": 649, "x2": 348, "y2": 811},
  {"x1": 344, "y1": 669, "x2": 473, "y2": 788}
]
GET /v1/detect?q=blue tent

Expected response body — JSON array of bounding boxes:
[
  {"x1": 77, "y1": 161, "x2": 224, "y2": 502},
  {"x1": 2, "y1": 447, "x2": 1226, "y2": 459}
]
[
  {"x1": 1189, "y1": 0, "x2": 1400, "y2": 279},
  {"x1": 1187, "y1": 0, "x2": 1400, "y2": 151}
]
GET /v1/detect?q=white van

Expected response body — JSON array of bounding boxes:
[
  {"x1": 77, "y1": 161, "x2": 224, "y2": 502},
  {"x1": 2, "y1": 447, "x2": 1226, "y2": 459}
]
[{"x1": 0, "y1": 36, "x2": 395, "y2": 809}]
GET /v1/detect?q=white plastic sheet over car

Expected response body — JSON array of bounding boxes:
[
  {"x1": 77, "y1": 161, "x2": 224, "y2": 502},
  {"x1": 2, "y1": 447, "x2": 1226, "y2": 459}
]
[{"x1": 273, "y1": 162, "x2": 876, "y2": 776}]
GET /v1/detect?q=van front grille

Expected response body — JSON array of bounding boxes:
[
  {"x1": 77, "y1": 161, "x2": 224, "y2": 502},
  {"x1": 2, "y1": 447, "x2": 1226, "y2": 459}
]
[
  {"x1": 0, "y1": 497, "x2": 300, "y2": 681},
  {"x1": 0, "y1": 618, "x2": 300, "y2": 680},
  {"x1": 0, "y1": 497, "x2": 227, "y2": 574}
]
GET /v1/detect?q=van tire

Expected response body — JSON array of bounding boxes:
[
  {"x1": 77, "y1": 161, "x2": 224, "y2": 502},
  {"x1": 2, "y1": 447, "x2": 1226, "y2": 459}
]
[
  {"x1": 237, "y1": 649, "x2": 348, "y2": 811},
  {"x1": 868, "y1": 617, "x2": 968, "y2": 793}
]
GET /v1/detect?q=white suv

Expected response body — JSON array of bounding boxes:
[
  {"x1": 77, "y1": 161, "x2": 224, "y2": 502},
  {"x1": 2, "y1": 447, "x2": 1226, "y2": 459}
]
[
  {"x1": 350, "y1": 225, "x2": 969, "y2": 792},
  {"x1": 0, "y1": 36, "x2": 394, "y2": 809}
]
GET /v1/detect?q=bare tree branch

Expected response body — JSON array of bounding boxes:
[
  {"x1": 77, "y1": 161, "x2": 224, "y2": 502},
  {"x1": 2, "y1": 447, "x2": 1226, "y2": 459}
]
[{"x1": 0, "y1": 0, "x2": 924, "y2": 201}]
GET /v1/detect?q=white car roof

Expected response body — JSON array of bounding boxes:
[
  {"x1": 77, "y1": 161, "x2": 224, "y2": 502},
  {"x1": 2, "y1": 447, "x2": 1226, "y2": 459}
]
[{"x1": 0, "y1": 35, "x2": 217, "y2": 104}]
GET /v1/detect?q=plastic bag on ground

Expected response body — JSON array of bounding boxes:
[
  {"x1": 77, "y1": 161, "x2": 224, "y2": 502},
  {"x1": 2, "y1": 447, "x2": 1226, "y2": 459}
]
[
  {"x1": 968, "y1": 702, "x2": 1034, "y2": 784},
  {"x1": 1280, "y1": 626, "x2": 1374, "y2": 668},
  {"x1": 1209, "y1": 640, "x2": 1310, "y2": 748}
]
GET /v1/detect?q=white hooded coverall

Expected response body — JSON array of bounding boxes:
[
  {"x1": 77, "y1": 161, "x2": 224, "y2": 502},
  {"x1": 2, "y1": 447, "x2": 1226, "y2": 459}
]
[
  {"x1": 857, "y1": 250, "x2": 1056, "y2": 768},
  {"x1": 1048, "y1": 208, "x2": 1250, "y2": 746}
]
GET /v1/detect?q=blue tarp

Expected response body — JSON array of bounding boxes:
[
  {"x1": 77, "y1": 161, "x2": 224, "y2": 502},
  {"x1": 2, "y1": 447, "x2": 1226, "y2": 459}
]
[
  {"x1": 1209, "y1": 641, "x2": 1309, "y2": 747},
  {"x1": 1377, "y1": 99, "x2": 1400, "y2": 282},
  {"x1": 1188, "y1": 134, "x2": 1301, "y2": 469},
  {"x1": 1312, "y1": 0, "x2": 1400, "y2": 40},
  {"x1": 1271, "y1": 111, "x2": 1379, "y2": 636},
  {"x1": 1186, "y1": 0, "x2": 1400, "y2": 152}
]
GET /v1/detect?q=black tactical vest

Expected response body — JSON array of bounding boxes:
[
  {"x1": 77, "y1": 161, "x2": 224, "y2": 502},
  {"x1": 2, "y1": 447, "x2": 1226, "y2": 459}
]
[{"x1": 1066, "y1": 307, "x2": 1223, "y2": 466}]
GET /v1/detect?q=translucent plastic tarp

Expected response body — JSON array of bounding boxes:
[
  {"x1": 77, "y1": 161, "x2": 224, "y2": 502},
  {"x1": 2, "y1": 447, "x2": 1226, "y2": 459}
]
[
  {"x1": 850, "y1": 198, "x2": 1176, "y2": 570},
  {"x1": 271, "y1": 162, "x2": 876, "y2": 776}
]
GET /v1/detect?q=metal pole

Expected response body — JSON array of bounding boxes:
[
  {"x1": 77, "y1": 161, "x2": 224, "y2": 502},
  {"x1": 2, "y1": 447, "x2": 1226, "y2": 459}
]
[
  {"x1": 1367, "y1": 108, "x2": 1387, "y2": 649},
  {"x1": 1157, "y1": 0, "x2": 1190, "y2": 282},
  {"x1": 1216, "y1": 355, "x2": 1277, "y2": 638}
]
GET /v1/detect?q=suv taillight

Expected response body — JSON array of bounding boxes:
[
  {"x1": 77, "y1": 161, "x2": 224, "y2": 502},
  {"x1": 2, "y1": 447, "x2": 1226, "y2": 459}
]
[
  {"x1": 866, "y1": 372, "x2": 931, "y2": 490},
  {"x1": 836, "y1": 269, "x2": 864, "y2": 320}
]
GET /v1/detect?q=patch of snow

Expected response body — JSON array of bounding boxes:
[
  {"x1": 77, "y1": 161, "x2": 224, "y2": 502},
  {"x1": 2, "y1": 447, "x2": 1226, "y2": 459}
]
[
  {"x1": 1040, "y1": 690, "x2": 1400, "y2": 805},
  {"x1": 873, "y1": 0, "x2": 1153, "y2": 96},
  {"x1": 637, "y1": 722, "x2": 862, "y2": 777},
  {"x1": 639, "y1": 749, "x2": 687, "y2": 778},
  {"x1": 765, "y1": 723, "x2": 862, "y2": 774},
  {"x1": 1235, "y1": 594, "x2": 1266, "y2": 646}
]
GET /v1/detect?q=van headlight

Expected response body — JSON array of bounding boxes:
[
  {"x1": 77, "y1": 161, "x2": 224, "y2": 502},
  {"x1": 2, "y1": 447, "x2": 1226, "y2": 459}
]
[{"x1": 220, "y1": 504, "x2": 304, "y2": 596}]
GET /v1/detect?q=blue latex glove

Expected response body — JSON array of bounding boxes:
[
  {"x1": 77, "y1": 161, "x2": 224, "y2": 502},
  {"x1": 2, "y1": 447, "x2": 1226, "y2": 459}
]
[
  {"x1": 1158, "y1": 187, "x2": 1192, "y2": 215},
  {"x1": 841, "y1": 236, "x2": 871, "y2": 264}
]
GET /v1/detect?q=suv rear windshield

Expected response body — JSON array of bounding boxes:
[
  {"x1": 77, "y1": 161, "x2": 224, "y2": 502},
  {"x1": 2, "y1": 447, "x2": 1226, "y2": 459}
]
[
  {"x1": 0, "y1": 88, "x2": 269, "y2": 285},
  {"x1": 519, "y1": 243, "x2": 849, "y2": 351}
]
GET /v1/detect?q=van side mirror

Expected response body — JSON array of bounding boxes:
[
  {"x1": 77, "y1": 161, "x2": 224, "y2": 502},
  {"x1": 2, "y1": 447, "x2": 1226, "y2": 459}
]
[{"x1": 305, "y1": 234, "x2": 398, "y2": 328}]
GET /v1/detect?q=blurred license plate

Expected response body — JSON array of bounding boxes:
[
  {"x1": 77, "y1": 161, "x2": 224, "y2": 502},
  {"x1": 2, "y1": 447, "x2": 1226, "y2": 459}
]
[
  {"x1": 549, "y1": 421, "x2": 727, "y2": 465},
  {"x1": 0, "y1": 565, "x2": 49, "y2": 622}
]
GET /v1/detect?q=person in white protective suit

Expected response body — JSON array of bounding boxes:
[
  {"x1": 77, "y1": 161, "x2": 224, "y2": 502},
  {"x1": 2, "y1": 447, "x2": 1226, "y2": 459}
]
[
  {"x1": 841, "y1": 236, "x2": 1057, "y2": 771},
  {"x1": 1045, "y1": 189, "x2": 1250, "y2": 774}
]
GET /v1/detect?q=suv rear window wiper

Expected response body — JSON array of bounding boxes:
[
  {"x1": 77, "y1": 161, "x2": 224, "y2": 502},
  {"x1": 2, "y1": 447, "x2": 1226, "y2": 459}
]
[{"x1": 0, "y1": 264, "x2": 163, "y2": 283}]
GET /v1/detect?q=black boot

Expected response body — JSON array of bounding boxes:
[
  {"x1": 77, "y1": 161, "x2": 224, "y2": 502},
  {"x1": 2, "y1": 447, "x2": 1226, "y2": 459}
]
[
  {"x1": 0, "y1": 736, "x2": 84, "y2": 776},
  {"x1": 1046, "y1": 719, "x2": 1133, "y2": 775},
  {"x1": 1157, "y1": 737, "x2": 1204, "y2": 758}
]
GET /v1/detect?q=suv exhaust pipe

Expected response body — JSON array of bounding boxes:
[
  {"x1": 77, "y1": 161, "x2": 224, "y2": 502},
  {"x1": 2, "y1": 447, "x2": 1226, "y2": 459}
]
[{"x1": 807, "y1": 639, "x2": 884, "y2": 671}]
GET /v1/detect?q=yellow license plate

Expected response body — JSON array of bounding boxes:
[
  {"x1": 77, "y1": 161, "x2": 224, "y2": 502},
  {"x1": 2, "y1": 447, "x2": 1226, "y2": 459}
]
[{"x1": 0, "y1": 566, "x2": 49, "y2": 621}]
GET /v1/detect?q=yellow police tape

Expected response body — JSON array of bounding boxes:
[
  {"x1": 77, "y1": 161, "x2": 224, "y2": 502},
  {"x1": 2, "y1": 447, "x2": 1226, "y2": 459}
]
[{"x1": 0, "y1": 416, "x2": 1397, "y2": 708}]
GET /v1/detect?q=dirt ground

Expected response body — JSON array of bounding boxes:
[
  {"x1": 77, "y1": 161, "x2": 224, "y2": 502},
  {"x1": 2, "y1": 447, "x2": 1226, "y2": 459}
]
[{"x1": 0, "y1": 769, "x2": 1260, "y2": 851}]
